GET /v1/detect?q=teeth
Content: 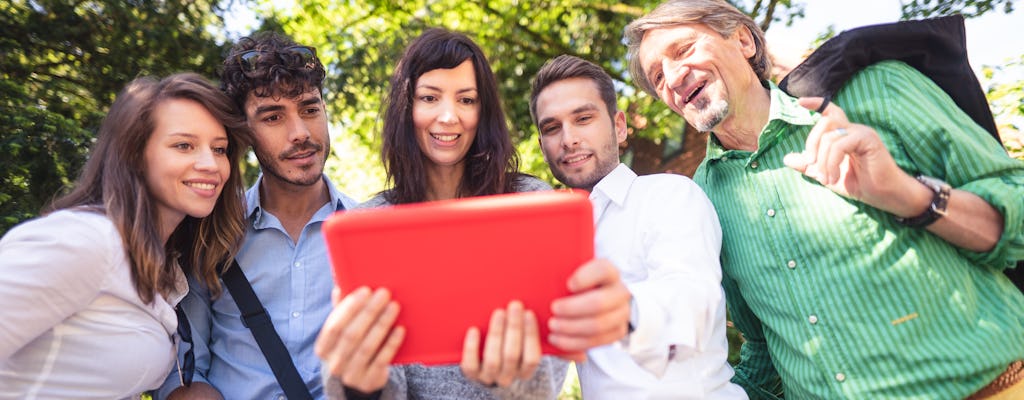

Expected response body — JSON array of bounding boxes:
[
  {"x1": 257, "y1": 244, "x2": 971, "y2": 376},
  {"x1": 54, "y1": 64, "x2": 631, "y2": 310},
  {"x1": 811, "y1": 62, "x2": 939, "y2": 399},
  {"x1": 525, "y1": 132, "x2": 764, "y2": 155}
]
[
  {"x1": 432, "y1": 134, "x2": 458, "y2": 142},
  {"x1": 565, "y1": 155, "x2": 589, "y2": 164},
  {"x1": 187, "y1": 182, "x2": 216, "y2": 190},
  {"x1": 687, "y1": 83, "x2": 705, "y2": 103}
]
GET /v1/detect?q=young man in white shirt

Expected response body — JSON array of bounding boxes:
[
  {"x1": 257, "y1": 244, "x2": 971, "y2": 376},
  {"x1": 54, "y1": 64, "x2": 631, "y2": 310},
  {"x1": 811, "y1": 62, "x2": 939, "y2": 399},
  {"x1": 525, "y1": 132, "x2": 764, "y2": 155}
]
[{"x1": 529, "y1": 54, "x2": 748, "y2": 400}]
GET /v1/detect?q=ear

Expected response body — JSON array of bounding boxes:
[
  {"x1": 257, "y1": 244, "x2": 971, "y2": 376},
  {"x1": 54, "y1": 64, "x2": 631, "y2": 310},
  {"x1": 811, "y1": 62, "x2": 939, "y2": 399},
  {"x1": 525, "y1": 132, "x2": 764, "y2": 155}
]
[
  {"x1": 734, "y1": 25, "x2": 757, "y2": 59},
  {"x1": 613, "y1": 110, "x2": 628, "y2": 144}
]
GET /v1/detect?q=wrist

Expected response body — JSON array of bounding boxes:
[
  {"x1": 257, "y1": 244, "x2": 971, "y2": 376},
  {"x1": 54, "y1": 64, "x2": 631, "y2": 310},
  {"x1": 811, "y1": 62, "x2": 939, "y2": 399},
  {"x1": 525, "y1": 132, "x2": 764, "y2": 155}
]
[
  {"x1": 893, "y1": 175, "x2": 950, "y2": 227},
  {"x1": 890, "y1": 174, "x2": 934, "y2": 218}
]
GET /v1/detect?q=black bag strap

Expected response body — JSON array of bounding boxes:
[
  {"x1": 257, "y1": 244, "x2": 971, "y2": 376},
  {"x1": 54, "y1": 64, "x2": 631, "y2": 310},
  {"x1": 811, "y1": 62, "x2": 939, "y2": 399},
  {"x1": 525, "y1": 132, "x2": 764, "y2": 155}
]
[
  {"x1": 779, "y1": 15, "x2": 1023, "y2": 292},
  {"x1": 222, "y1": 259, "x2": 314, "y2": 400}
]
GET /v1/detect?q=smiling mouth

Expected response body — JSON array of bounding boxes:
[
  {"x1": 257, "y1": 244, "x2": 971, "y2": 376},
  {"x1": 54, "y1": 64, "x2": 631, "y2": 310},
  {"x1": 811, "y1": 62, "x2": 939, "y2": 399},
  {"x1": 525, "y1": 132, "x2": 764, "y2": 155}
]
[
  {"x1": 185, "y1": 182, "x2": 216, "y2": 190},
  {"x1": 431, "y1": 133, "x2": 460, "y2": 142},
  {"x1": 563, "y1": 154, "x2": 591, "y2": 165},
  {"x1": 685, "y1": 82, "x2": 706, "y2": 104}
]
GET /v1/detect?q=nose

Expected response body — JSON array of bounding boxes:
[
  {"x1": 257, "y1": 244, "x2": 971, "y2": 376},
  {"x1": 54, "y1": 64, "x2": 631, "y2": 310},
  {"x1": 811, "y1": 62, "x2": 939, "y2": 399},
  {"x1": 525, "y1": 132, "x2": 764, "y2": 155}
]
[
  {"x1": 437, "y1": 100, "x2": 459, "y2": 125},
  {"x1": 194, "y1": 148, "x2": 219, "y2": 172},
  {"x1": 287, "y1": 118, "x2": 312, "y2": 143},
  {"x1": 663, "y1": 58, "x2": 690, "y2": 95},
  {"x1": 560, "y1": 124, "x2": 581, "y2": 149}
]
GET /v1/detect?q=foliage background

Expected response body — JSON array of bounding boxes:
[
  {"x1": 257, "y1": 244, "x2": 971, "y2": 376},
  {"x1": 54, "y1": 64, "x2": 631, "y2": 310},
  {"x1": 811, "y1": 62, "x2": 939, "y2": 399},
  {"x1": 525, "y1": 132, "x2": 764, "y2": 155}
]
[{"x1": 1, "y1": 2, "x2": 1021, "y2": 397}]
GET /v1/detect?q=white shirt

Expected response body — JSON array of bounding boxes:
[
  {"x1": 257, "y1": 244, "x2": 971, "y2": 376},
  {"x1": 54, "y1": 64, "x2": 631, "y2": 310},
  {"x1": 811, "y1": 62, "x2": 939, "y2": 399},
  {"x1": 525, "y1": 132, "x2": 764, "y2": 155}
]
[
  {"x1": 0, "y1": 210, "x2": 186, "y2": 400},
  {"x1": 578, "y1": 164, "x2": 747, "y2": 400}
]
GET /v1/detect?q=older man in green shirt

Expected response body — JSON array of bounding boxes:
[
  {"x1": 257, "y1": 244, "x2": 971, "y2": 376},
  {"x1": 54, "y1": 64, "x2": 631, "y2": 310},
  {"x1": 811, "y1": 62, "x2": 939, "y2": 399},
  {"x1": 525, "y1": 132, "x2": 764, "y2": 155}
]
[{"x1": 625, "y1": 0, "x2": 1024, "y2": 399}]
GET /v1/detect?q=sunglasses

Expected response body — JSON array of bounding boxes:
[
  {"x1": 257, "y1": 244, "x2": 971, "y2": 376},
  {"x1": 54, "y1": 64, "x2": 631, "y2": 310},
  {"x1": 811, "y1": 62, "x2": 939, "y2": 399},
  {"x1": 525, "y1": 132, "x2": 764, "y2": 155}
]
[
  {"x1": 235, "y1": 45, "x2": 318, "y2": 73},
  {"x1": 175, "y1": 305, "x2": 195, "y2": 387}
]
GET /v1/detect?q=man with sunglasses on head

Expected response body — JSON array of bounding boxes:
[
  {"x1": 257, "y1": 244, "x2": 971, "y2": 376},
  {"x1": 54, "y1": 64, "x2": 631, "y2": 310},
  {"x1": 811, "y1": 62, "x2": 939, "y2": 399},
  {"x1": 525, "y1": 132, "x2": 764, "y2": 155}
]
[{"x1": 158, "y1": 31, "x2": 356, "y2": 400}]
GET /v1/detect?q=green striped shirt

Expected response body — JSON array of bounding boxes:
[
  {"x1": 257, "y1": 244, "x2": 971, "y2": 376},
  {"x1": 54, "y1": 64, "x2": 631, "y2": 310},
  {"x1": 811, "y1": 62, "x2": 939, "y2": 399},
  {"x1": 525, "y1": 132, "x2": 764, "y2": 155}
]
[{"x1": 694, "y1": 61, "x2": 1024, "y2": 399}]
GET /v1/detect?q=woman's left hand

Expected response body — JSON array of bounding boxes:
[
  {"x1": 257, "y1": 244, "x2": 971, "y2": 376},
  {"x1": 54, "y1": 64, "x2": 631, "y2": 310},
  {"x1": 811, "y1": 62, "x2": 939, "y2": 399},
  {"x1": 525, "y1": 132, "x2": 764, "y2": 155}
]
[{"x1": 459, "y1": 300, "x2": 542, "y2": 388}]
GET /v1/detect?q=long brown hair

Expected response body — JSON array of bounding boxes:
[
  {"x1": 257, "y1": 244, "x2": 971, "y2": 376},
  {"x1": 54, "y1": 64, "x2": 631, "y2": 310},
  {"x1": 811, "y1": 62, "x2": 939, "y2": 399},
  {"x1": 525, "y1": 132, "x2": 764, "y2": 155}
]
[
  {"x1": 49, "y1": 73, "x2": 250, "y2": 303},
  {"x1": 380, "y1": 28, "x2": 521, "y2": 204}
]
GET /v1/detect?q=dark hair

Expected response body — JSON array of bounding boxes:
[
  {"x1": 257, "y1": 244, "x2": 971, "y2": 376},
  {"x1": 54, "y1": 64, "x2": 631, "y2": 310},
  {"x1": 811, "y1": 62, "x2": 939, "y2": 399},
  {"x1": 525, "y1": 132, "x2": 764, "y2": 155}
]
[
  {"x1": 380, "y1": 28, "x2": 520, "y2": 204},
  {"x1": 530, "y1": 55, "x2": 618, "y2": 127},
  {"x1": 625, "y1": 0, "x2": 772, "y2": 95},
  {"x1": 49, "y1": 73, "x2": 250, "y2": 303},
  {"x1": 220, "y1": 31, "x2": 327, "y2": 111}
]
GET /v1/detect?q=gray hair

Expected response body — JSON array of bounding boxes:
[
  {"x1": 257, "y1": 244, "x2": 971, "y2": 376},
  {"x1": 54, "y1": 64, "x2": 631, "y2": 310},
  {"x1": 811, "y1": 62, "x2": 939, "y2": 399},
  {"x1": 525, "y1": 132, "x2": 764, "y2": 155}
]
[{"x1": 625, "y1": 0, "x2": 771, "y2": 96}]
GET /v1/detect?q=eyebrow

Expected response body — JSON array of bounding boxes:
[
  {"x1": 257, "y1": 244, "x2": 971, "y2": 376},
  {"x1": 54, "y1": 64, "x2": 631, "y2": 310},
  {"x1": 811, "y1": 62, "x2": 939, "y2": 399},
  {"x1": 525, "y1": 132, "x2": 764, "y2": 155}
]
[
  {"x1": 253, "y1": 96, "x2": 322, "y2": 115},
  {"x1": 166, "y1": 132, "x2": 229, "y2": 141},
  {"x1": 537, "y1": 103, "x2": 600, "y2": 127},
  {"x1": 416, "y1": 85, "x2": 478, "y2": 95}
]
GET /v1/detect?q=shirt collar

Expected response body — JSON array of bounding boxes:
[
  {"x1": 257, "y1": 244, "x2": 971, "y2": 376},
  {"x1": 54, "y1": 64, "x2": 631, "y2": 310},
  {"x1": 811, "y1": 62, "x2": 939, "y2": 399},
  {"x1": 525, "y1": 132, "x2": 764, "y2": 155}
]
[
  {"x1": 245, "y1": 174, "x2": 357, "y2": 225},
  {"x1": 705, "y1": 80, "x2": 820, "y2": 162},
  {"x1": 590, "y1": 163, "x2": 635, "y2": 208}
]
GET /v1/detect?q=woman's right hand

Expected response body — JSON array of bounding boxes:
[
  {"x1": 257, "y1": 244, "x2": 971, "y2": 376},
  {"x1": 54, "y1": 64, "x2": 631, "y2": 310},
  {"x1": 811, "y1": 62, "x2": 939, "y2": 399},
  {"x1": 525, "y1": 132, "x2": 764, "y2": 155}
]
[{"x1": 315, "y1": 286, "x2": 405, "y2": 394}]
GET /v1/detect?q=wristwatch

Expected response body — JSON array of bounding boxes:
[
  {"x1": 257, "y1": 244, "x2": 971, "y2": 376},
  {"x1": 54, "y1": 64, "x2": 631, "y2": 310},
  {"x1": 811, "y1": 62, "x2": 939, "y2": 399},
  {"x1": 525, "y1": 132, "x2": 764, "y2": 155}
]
[
  {"x1": 627, "y1": 295, "x2": 638, "y2": 334},
  {"x1": 894, "y1": 175, "x2": 950, "y2": 228}
]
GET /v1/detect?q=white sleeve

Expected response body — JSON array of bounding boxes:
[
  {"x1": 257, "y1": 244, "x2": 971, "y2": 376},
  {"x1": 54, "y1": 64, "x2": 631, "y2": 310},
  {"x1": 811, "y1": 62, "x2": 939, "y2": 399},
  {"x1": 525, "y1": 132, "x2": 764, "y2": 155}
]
[
  {"x1": 0, "y1": 211, "x2": 116, "y2": 359},
  {"x1": 624, "y1": 179, "x2": 724, "y2": 377}
]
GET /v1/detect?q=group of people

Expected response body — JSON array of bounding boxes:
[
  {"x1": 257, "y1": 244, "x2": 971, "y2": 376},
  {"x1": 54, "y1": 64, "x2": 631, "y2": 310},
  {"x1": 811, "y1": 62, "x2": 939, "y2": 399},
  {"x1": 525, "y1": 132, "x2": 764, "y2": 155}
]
[{"x1": 1, "y1": 0, "x2": 1022, "y2": 399}]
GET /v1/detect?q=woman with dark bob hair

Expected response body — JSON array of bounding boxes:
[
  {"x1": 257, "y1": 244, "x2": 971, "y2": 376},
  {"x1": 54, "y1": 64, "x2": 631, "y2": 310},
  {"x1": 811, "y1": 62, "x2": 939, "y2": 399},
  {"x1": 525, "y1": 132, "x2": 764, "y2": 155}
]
[
  {"x1": 0, "y1": 73, "x2": 250, "y2": 398},
  {"x1": 316, "y1": 28, "x2": 567, "y2": 399}
]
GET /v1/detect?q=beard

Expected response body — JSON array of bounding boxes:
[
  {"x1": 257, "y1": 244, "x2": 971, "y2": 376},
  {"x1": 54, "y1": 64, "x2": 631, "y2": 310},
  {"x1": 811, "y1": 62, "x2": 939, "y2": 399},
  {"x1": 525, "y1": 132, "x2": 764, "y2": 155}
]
[
  {"x1": 255, "y1": 140, "x2": 327, "y2": 187},
  {"x1": 548, "y1": 138, "x2": 620, "y2": 191},
  {"x1": 691, "y1": 98, "x2": 729, "y2": 132}
]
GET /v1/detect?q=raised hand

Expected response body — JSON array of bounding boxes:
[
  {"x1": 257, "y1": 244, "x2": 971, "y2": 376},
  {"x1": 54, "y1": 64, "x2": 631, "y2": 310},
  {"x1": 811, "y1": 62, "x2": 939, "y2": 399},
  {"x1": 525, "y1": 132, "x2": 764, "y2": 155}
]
[
  {"x1": 548, "y1": 258, "x2": 631, "y2": 360},
  {"x1": 783, "y1": 97, "x2": 924, "y2": 217},
  {"x1": 315, "y1": 287, "x2": 405, "y2": 394}
]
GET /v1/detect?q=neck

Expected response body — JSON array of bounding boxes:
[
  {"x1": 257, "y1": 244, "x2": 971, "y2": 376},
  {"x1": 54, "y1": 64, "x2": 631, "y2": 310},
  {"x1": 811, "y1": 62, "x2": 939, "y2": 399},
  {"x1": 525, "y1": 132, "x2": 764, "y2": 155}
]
[
  {"x1": 259, "y1": 174, "x2": 330, "y2": 226},
  {"x1": 424, "y1": 163, "x2": 465, "y2": 202},
  {"x1": 712, "y1": 83, "x2": 771, "y2": 152}
]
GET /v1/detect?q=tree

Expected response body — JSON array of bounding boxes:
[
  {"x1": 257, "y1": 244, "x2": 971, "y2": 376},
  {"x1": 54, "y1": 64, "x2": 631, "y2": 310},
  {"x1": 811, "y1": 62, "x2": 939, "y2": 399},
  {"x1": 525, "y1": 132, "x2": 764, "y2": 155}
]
[
  {"x1": 263, "y1": 0, "x2": 807, "y2": 197},
  {"x1": 0, "y1": 0, "x2": 230, "y2": 235},
  {"x1": 901, "y1": 0, "x2": 1015, "y2": 18}
]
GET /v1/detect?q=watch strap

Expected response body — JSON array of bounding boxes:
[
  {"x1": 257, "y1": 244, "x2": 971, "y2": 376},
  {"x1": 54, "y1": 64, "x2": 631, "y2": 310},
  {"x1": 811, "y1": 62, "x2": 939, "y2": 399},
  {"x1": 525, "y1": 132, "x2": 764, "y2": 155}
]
[{"x1": 894, "y1": 175, "x2": 950, "y2": 228}]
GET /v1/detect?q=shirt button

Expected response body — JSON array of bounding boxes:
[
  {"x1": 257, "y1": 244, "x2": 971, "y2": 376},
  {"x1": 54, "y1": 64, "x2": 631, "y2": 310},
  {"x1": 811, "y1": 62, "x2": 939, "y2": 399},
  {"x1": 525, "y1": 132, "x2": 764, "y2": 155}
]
[
  {"x1": 835, "y1": 372, "x2": 846, "y2": 382},
  {"x1": 808, "y1": 315, "x2": 819, "y2": 324},
  {"x1": 293, "y1": 261, "x2": 302, "y2": 268},
  {"x1": 766, "y1": 209, "x2": 776, "y2": 217},
  {"x1": 787, "y1": 260, "x2": 797, "y2": 269},
  {"x1": 291, "y1": 311, "x2": 301, "y2": 318},
  {"x1": 278, "y1": 396, "x2": 287, "y2": 400},
  {"x1": 750, "y1": 161, "x2": 759, "y2": 169}
]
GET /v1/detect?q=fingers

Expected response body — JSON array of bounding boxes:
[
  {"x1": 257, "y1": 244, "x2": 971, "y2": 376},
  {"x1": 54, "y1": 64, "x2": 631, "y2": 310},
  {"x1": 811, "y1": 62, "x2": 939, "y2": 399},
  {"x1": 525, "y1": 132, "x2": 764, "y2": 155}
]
[
  {"x1": 314, "y1": 287, "x2": 402, "y2": 393},
  {"x1": 549, "y1": 259, "x2": 631, "y2": 352},
  {"x1": 786, "y1": 97, "x2": 856, "y2": 185},
  {"x1": 497, "y1": 302, "x2": 524, "y2": 387},
  {"x1": 564, "y1": 259, "x2": 619, "y2": 294},
  {"x1": 331, "y1": 286, "x2": 342, "y2": 306},
  {"x1": 518, "y1": 310, "x2": 541, "y2": 380},
  {"x1": 478, "y1": 307, "x2": 506, "y2": 384},
  {"x1": 315, "y1": 286, "x2": 371, "y2": 357},
  {"x1": 460, "y1": 302, "x2": 541, "y2": 388},
  {"x1": 460, "y1": 326, "x2": 482, "y2": 379},
  {"x1": 797, "y1": 96, "x2": 850, "y2": 122}
]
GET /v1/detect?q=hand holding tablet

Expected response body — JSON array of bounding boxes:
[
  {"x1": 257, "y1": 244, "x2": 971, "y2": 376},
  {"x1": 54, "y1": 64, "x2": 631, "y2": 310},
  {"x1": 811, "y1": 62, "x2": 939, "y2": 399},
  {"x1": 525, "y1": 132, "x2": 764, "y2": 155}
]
[{"x1": 321, "y1": 190, "x2": 594, "y2": 365}]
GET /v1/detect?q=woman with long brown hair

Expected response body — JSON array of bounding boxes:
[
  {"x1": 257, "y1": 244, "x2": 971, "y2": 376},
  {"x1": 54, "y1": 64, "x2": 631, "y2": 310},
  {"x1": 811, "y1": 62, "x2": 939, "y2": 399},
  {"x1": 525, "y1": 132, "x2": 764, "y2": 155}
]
[{"x1": 0, "y1": 72, "x2": 249, "y2": 398}]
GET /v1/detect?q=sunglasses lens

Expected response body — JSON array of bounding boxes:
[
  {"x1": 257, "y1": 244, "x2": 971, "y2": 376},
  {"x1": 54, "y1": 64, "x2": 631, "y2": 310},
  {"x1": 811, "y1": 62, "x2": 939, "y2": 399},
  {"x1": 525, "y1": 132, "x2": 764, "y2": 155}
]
[
  {"x1": 290, "y1": 46, "x2": 316, "y2": 61},
  {"x1": 237, "y1": 50, "x2": 262, "y2": 72}
]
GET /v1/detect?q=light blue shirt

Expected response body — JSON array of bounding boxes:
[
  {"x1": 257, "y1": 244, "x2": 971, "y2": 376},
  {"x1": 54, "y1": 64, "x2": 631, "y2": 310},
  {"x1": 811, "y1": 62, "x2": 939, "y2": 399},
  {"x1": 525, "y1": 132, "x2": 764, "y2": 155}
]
[{"x1": 159, "y1": 175, "x2": 356, "y2": 400}]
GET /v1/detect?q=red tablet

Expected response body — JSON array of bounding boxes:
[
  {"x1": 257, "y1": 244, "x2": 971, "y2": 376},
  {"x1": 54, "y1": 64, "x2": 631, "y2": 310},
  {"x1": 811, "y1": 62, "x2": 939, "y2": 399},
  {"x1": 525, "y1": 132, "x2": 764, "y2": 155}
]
[{"x1": 323, "y1": 190, "x2": 593, "y2": 365}]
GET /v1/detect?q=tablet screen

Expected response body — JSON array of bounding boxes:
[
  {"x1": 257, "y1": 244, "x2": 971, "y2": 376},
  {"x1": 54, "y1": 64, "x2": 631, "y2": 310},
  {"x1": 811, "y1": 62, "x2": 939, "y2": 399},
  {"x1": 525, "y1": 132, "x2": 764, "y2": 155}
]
[{"x1": 323, "y1": 190, "x2": 593, "y2": 365}]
